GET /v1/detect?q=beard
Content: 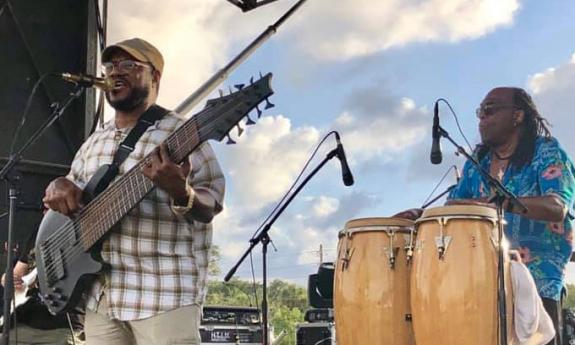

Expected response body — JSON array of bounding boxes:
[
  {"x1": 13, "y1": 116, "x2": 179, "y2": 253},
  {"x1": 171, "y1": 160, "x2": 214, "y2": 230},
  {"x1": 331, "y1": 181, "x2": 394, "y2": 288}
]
[{"x1": 106, "y1": 85, "x2": 150, "y2": 112}]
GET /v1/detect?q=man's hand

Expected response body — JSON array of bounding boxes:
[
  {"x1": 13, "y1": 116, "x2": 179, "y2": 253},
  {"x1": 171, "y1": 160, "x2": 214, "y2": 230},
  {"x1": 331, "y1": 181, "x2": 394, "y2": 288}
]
[
  {"x1": 1, "y1": 261, "x2": 29, "y2": 292},
  {"x1": 43, "y1": 177, "x2": 83, "y2": 216},
  {"x1": 392, "y1": 208, "x2": 423, "y2": 220},
  {"x1": 142, "y1": 143, "x2": 192, "y2": 205}
]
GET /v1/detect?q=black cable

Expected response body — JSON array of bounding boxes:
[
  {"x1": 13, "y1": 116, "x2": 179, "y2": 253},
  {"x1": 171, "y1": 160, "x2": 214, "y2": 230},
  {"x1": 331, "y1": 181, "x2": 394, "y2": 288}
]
[
  {"x1": 249, "y1": 131, "x2": 338, "y2": 239},
  {"x1": 420, "y1": 165, "x2": 457, "y2": 208},
  {"x1": 436, "y1": 98, "x2": 473, "y2": 152},
  {"x1": 249, "y1": 252, "x2": 261, "y2": 328},
  {"x1": 9, "y1": 73, "x2": 58, "y2": 156}
]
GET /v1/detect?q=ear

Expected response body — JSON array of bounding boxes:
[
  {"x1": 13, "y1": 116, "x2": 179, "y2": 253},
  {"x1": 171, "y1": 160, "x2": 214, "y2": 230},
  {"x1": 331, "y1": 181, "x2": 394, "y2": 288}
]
[
  {"x1": 514, "y1": 109, "x2": 525, "y2": 125},
  {"x1": 152, "y1": 69, "x2": 161, "y2": 84}
]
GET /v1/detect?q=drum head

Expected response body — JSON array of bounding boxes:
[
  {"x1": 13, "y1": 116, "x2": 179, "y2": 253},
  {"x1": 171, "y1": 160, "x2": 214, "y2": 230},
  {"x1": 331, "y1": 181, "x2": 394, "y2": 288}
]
[
  {"x1": 345, "y1": 217, "x2": 414, "y2": 229},
  {"x1": 420, "y1": 204, "x2": 497, "y2": 220},
  {"x1": 339, "y1": 217, "x2": 414, "y2": 238}
]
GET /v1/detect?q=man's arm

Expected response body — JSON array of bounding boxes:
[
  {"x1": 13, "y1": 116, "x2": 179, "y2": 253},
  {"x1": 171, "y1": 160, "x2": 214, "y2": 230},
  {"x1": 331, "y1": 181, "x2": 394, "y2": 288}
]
[{"x1": 505, "y1": 194, "x2": 567, "y2": 223}]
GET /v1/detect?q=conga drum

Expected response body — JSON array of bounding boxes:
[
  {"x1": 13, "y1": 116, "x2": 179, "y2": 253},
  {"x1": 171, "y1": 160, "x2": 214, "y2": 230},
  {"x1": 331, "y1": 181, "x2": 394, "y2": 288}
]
[
  {"x1": 334, "y1": 217, "x2": 416, "y2": 345},
  {"x1": 410, "y1": 205, "x2": 514, "y2": 345}
]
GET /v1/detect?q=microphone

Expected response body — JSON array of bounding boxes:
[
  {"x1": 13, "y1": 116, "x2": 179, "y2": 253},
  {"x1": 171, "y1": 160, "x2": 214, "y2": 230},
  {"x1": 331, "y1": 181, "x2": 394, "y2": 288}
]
[
  {"x1": 430, "y1": 101, "x2": 442, "y2": 164},
  {"x1": 61, "y1": 73, "x2": 113, "y2": 92},
  {"x1": 335, "y1": 132, "x2": 354, "y2": 186}
]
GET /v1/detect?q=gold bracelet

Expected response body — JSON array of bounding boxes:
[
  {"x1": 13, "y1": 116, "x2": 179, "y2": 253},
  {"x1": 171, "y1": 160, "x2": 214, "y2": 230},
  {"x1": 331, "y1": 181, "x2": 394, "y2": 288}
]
[{"x1": 170, "y1": 183, "x2": 195, "y2": 215}]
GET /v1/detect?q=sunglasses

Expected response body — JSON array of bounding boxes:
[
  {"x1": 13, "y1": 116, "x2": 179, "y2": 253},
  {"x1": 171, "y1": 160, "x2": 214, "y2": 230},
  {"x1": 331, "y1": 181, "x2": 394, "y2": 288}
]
[
  {"x1": 101, "y1": 60, "x2": 151, "y2": 75},
  {"x1": 475, "y1": 104, "x2": 517, "y2": 118}
]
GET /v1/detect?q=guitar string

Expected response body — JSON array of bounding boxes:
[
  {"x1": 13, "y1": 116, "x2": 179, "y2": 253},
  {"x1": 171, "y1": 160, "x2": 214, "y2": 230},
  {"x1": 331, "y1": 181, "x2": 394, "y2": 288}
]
[{"x1": 41, "y1": 92, "x2": 269, "y2": 279}]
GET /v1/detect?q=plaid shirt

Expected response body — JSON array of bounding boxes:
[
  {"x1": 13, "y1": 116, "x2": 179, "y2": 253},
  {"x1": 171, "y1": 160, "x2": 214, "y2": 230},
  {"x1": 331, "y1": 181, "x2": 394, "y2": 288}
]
[{"x1": 66, "y1": 111, "x2": 225, "y2": 321}]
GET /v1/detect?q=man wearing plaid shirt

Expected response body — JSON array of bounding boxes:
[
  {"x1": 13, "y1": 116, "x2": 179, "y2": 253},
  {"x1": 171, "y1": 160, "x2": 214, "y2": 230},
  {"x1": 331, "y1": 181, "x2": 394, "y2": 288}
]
[{"x1": 42, "y1": 38, "x2": 225, "y2": 345}]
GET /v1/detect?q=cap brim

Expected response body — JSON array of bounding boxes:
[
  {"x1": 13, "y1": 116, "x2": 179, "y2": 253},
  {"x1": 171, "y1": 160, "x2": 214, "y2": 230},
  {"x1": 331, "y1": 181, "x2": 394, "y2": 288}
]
[{"x1": 102, "y1": 45, "x2": 149, "y2": 64}]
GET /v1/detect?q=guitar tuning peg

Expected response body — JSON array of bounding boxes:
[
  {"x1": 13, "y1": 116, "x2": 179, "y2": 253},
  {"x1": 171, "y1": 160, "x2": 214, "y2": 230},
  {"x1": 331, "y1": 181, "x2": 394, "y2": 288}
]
[
  {"x1": 250, "y1": 77, "x2": 254, "y2": 85},
  {"x1": 228, "y1": 86, "x2": 234, "y2": 95},
  {"x1": 234, "y1": 84, "x2": 245, "y2": 90},
  {"x1": 255, "y1": 104, "x2": 262, "y2": 118},
  {"x1": 264, "y1": 97, "x2": 275, "y2": 109},
  {"x1": 236, "y1": 124, "x2": 244, "y2": 137},
  {"x1": 226, "y1": 134, "x2": 236, "y2": 145},
  {"x1": 259, "y1": 71, "x2": 263, "y2": 78},
  {"x1": 218, "y1": 89, "x2": 224, "y2": 97},
  {"x1": 246, "y1": 115, "x2": 256, "y2": 126}
]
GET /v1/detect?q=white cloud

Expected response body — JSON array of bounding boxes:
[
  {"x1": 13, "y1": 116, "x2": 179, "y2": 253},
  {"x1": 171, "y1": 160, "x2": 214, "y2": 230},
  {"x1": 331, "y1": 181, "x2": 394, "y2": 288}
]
[
  {"x1": 312, "y1": 196, "x2": 340, "y2": 218},
  {"x1": 527, "y1": 53, "x2": 575, "y2": 155},
  {"x1": 334, "y1": 88, "x2": 429, "y2": 162},
  {"x1": 221, "y1": 115, "x2": 320, "y2": 211},
  {"x1": 289, "y1": 0, "x2": 521, "y2": 60}
]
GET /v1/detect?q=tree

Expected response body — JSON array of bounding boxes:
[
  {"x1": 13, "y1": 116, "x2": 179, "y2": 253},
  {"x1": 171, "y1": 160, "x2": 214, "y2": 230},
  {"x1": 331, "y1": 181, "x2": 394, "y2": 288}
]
[
  {"x1": 206, "y1": 278, "x2": 308, "y2": 345},
  {"x1": 565, "y1": 284, "x2": 575, "y2": 309},
  {"x1": 208, "y1": 245, "x2": 221, "y2": 277}
]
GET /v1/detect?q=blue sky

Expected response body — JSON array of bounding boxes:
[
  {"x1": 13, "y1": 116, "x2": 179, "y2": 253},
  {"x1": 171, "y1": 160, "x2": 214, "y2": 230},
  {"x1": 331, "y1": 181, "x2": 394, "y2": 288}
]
[{"x1": 107, "y1": 0, "x2": 575, "y2": 285}]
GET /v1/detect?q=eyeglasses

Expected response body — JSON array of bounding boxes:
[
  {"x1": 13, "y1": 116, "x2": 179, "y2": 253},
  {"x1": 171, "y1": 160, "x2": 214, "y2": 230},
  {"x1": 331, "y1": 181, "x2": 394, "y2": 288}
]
[
  {"x1": 475, "y1": 104, "x2": 517, "y2": 118},
  {"x1": 101, "y1": 60, "x2": 150, "y2": 75}
]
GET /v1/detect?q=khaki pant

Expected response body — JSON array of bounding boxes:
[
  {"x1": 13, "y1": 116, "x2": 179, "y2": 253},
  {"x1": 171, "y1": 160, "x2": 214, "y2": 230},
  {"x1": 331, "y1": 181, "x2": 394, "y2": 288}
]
[
  {"x1": 85, "y1": 297, "x2": 201, "y2": 345},
  {"x1": 6, "y1": 324, "x2": 75, "y2": 345}
]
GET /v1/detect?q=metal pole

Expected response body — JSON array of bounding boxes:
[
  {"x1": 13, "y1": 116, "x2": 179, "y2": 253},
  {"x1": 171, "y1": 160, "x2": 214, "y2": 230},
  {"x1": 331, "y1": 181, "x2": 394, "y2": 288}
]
[{"x1": 175, "y1": 0, "x2": 309, "y2": 115}]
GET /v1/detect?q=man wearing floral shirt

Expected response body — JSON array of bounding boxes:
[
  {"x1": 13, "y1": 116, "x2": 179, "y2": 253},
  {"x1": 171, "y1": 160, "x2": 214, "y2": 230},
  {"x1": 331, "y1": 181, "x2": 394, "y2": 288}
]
[{"x1": 448, "y1": 87, "x2": 575, "y2": 345}]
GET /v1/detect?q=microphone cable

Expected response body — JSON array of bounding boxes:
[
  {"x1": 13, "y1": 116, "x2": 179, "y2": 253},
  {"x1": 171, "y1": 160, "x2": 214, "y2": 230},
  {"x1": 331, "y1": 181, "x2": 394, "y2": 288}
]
[
  {"x1": 8, "y1": 72, "x2": 59, "y2": 157},
  {"x1": 435, "y1": 98, "x2": 473, "y2": 152},
  {"x1": 248, "y1": 130, "x2": 339, "y2": 240},
  {"x1": 420, "y1": 164, "x2": 459, "y2": 209}
]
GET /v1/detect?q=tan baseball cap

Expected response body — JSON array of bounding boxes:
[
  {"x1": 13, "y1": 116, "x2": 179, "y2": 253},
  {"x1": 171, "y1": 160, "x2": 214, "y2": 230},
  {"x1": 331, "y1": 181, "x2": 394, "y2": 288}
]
[{"x1": 102, "y1": 38, "x2": 164, "y2": 74}]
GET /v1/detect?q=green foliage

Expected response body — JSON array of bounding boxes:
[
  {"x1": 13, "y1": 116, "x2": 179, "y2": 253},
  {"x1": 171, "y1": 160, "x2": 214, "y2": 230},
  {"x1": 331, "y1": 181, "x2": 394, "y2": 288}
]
[
  {"x1": 206, "y1": 278, "x2": 308, "y2": 344},
  {"x1": 565, "y1": 284, "x2": 575, "y2": 309},
  {"x1": 208, "y1": 245, "x2": 221, "y2": 277}
]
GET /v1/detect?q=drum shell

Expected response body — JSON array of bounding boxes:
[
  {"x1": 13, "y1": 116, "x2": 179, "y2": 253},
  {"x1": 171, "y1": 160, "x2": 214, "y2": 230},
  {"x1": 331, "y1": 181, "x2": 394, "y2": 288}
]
[
  {"x1": 334, "y1": 217, "x2": 416, "y2": 345},
  {"x1": 410, "y1": 205, "x2": 514, "y2": 345}
]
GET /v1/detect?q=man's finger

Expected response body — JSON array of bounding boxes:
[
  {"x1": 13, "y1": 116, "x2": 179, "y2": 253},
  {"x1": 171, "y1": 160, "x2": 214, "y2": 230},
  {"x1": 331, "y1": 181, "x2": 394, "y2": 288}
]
[{"x1": 159, "y1": 144, "x2": 172, "y2": 164}]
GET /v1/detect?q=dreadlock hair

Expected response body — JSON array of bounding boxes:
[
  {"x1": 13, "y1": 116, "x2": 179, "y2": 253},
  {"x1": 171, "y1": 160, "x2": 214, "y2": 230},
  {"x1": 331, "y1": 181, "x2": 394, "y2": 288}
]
[{"x1": 476, "y1": 87, "x2": 552, "y2": 169}]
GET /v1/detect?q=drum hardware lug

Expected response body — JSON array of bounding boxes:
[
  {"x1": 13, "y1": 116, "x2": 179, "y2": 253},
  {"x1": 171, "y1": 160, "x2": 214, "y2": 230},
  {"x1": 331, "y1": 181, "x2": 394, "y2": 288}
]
[
  {"x1": 490, "y1": 235, "x2": 499, "y2": 249},
  {"x1": 405, "y1": 313, "x2": 412, "y2": 322},
  {"x1": 435, "y1": 235, "x2": 452, "y2": 259},
  {"x1": 385, "y1": 247, "x2": 400, "y2": 269},
  {"x1": 341, "y1": 247, "x2": 355, "y2": 271},
  {"x1": 405, "y1": 246, "x2": 414, "y2": 265}
]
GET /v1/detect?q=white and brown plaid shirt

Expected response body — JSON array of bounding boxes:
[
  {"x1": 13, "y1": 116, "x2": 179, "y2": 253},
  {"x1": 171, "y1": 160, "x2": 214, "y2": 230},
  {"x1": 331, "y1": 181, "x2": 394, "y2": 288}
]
[{"x1": 66, "y1": 111, "x2": 225, "y2": 321}]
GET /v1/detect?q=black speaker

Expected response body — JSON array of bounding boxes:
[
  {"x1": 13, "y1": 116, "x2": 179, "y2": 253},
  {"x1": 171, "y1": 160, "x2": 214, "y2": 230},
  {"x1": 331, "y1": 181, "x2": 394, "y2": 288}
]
[
  {"x1": 0, "y1": 0, "x2": 97, "y2": 257},
  {"x1": 296, "y1": 322, "x2": 335, "y2": 345},
  {"x1": 308, "y1": 262, "x2": 334, "y2": 308}
]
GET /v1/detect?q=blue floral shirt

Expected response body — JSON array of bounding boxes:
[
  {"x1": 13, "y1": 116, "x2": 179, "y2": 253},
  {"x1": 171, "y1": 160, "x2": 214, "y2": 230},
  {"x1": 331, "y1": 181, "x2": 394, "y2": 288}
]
[{"x1": 448, "y1": 136, "x2": 575, "y2": 300}]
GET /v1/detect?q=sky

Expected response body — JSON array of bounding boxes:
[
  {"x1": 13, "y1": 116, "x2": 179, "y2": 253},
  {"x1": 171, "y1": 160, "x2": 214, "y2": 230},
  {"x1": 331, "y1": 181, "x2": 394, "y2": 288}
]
[{"x1": 105, "y1": 0, "x2": 575, "y2": 286}]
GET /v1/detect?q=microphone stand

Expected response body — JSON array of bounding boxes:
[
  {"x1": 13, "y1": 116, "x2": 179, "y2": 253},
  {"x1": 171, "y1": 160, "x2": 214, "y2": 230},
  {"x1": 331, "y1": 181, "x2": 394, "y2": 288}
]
[
  {"x1": 436, "y1": 125, "x2": 527, "y2": 345},
  {"x1": 0, "y1": 85, "x2": 85, "y2": 344},
  {"x1": 175, "y1": 0, "x2": 308, "y2": 115},
  {"x1": 225, "y1": 147, "x2": 341, "y2": 345}
]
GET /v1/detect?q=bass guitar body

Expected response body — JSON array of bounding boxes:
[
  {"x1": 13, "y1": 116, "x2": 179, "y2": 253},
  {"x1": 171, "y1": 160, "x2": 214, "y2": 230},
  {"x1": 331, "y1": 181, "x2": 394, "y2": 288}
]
[{"x1": 35, "y1": 210, "x2": 102, "y2": 315}]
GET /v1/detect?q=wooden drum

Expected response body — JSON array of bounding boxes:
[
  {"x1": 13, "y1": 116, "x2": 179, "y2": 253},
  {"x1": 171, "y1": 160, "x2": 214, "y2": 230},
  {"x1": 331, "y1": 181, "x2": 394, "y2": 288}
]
[
  {"x1": 410, "y1": 205, "x2": 514, "y2": 345},
  {"x1": 334, "y1": 217, "x2": 416, "y2": 345}
]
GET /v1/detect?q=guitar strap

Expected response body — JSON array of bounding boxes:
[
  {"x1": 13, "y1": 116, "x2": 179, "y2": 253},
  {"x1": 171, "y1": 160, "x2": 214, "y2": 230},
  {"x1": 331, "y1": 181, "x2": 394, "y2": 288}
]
[{"x1": 83, "y1": 104, "x2": 169, "y2": 201}]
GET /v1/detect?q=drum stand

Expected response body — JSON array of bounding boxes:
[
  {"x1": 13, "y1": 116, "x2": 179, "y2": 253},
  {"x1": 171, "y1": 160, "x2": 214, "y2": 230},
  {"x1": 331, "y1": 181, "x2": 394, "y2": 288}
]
[
  {"x1": 225, "y1": 144, "x2": 347, "y2": 345},
  {"x1": 0, "y1": 86, "x2": 85, "y2": 345},
  {"x1": 435, "y1": 125, "x2": 527, "y2": 345}
]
